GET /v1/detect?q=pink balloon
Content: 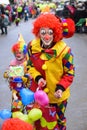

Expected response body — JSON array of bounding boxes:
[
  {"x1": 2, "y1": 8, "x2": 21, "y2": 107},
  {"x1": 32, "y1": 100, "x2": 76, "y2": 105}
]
[{"x1": 34, "y1": 90, "x2": 49, "y2": 106}]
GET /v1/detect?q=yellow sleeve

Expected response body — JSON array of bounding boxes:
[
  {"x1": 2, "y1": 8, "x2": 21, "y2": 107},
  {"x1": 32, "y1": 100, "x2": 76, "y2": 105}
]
[{"x1": 28, "y1": 67, "x2": 41, "y2": 81}]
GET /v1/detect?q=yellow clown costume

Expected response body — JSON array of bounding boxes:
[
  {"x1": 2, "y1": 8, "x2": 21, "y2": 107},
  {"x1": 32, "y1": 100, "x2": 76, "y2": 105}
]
[{"x1": 28, "y1": 38, "x2": 75, "y2": 103}]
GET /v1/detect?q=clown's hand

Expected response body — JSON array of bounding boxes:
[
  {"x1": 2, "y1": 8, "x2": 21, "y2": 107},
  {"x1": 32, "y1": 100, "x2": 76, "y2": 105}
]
[
  {"x1": 54, "y1": 89, "x2": 63, "y2": 98},
  {"x1": 38, "y1": 78, "x2": 46, "y2": 88},
  {"x1": 54, "y1": 84, "x2": 65, "y2": 98}
]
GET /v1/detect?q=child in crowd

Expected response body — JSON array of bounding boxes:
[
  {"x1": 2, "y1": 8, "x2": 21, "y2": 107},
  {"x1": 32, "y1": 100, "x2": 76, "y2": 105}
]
[{"x1": 14, "y1": 16, "x2": 20, "y2": 26}]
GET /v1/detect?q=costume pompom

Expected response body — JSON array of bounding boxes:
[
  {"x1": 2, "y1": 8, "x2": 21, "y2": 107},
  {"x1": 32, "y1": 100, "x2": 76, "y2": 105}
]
[
  {"x1": 62, "y1": 18, "x2": 75, "y2": 38},
  {"x1": 1, "y1": 118, "x2": 33, "y2": 130}
]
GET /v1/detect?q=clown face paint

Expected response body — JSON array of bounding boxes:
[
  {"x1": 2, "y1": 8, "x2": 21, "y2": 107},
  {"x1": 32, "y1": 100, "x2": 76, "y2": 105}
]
[
  {"x1": 40, "y1": 28, "x2": 53, "y2": 48},
  {"x1": 15, "y1": 51, "x2": 25, "y2": 61}
]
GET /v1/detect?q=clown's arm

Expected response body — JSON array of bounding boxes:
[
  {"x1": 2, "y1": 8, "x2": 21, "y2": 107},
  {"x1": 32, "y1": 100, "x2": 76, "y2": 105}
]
[{"x1": 55, "y1": 49, "x2": 75, "y2": 97}]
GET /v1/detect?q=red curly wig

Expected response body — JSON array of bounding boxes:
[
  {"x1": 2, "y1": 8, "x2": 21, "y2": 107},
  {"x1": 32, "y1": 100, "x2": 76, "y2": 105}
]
[
  {"x1": 1, "y1": 118, "x2": 33, "y2": 130},
  {"x1": 32, "y1": 13, "x2": 75, "y2": 42},
  {"x1": 32, "y1": 13, "x2": 63, "y2": 42}
]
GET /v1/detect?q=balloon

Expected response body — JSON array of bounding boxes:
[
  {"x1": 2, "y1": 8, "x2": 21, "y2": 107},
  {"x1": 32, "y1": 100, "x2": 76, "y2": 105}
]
[
  {"x1": 28, "y1": 108, "x2": 42, "y2": 122},
  {"x1": 28, "y1": 118, "x2": 34, "y2": 124},
  {"x1": 12, "y1": 111, "x2": 23, "y2": 118},
  {"x1": 34, "y1": 90, "x2": 49, "y2": 106},
  {"x1": 20, "y1": 88, "x2": 34, "y2": 105},
  {"x1": 12, "y1": 111, "x2": 29, "y2": 123},
  {"x1": 0, "y1": 109, "x2": 12, "y2": 120}
]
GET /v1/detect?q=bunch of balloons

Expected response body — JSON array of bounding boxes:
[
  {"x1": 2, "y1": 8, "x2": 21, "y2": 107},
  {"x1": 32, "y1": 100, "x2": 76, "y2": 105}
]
[
  {"x1": 12, "y1": 108, "x2": 42, "y2": 124},
  {"x1": 20, "y1": 88, "x2": 49, "y2": 106},
  {"x1": 0, "y1": 88, "x2": 49, "y2": 122}
]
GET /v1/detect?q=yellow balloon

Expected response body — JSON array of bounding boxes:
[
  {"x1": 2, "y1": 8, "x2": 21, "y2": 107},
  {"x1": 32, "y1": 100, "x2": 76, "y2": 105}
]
[
  {"x1": 12, "y1": 111, "x2": 23, "y2": 118},
  {"x1": 47, "y1": 121, "x2": 57, "y2": 129},
  {"x1": 40, "y1": 117, "x2": 47, "y2": 127},
  {"x1": 12, "y1": 111, "x2": 29, "y2": 123},
  {"x1": 28, "y1": 108, "x2": 42, "y2": 122},
  {"x1": 28, "y1": 118, "x2": 34, "y2": 124},
  {"x1": 21, "y1": 114, "x2": 29, "y2": 123}
]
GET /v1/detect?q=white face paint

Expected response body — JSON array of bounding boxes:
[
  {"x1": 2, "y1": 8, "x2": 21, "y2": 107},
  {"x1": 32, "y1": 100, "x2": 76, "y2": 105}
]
[
  {"x1": 15, "y1": 51, "x2": 25, "y2": 61},
  {"x1": 40, "y1": 28, "x2": 53, "y2": 48}
]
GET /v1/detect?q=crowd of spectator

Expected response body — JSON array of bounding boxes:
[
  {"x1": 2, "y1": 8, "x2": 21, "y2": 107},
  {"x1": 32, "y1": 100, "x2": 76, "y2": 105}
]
[
  {"x1": 0, "y1": 2, "x2": 40, "y2": 35},
  {"x1": 0, "y1": 1, "x2": 87, "y2": 35}
]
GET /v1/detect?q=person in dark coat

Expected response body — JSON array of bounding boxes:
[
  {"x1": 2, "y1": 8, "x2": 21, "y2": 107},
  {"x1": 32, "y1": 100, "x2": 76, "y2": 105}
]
[{"x1": 0, "y1": 14, "x2": 9, "y2": 34}]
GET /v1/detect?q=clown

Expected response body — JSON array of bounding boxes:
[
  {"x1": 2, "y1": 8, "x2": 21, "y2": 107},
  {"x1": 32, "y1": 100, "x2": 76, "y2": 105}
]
[
  {"x1": 3, "y1": 34, "x2": 30, "y2": 112},
  {"x1": 27, "y1": 13, "x2": 75, "y2": 130},
  {"x1": 10, "y1": 34, "x2": 28, "y2": 67}
]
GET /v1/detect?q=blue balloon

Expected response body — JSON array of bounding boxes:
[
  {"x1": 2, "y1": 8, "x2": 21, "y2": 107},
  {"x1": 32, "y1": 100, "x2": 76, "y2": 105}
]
[
  {"x1": 0, "y1": 109, "x2": 12, "y2": 120},
  {"x1": 20, "y1": 88, "x2": 34, "y2": 105}
]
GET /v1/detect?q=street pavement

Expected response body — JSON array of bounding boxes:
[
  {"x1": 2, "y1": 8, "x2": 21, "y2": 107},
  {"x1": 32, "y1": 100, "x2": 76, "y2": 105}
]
[{"x1": 0, "y1": 18, "x2": 87, "y2": 130}]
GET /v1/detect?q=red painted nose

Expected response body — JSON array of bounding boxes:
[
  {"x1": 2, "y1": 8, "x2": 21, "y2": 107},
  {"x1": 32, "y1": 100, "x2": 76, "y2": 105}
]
[
  {"x1": 16, "y1": 53, "x2": 21, "y2": 58},
  {"x1": 44, "y1": 34, "x2": 50, "y2": 40}
]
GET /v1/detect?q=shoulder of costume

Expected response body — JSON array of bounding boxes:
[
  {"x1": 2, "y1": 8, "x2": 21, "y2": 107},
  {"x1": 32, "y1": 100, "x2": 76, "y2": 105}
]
[
  {"x1": 30, "y1": 38, "x2": 41, "y2": 49},
  {"x1": 31, "y1": 38, "x2": 40, "y2": 45},
  {"x1": 53, "y1": 40, "x2": 70, "y2": 57}
]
